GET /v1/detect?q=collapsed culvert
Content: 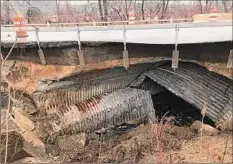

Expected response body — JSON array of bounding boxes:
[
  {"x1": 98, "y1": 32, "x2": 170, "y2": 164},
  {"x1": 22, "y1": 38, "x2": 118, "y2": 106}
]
[
  {"x1": 132, "y1": 78, "x2": 215, "y2": 126},
  {"x1": 131, "y1": 60, "x2": 233, "y2": 131},
  {"x1": 31, "y1": 60, "x2": 232, "y2": 137},
  {"x1": 2, "y1": 60, "x2": 232, "y2": 160},
  {"x1": 32, "y1": 62, "x2": 155, "y2": 111}
]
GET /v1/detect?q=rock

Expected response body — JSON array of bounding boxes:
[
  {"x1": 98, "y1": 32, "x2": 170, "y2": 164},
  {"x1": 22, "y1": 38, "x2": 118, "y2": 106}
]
[
  {"x1": 57, "y1": 133, "x2": 86, "y2": 151},
  {"x1": 191, "y1": 121, "x2": 219, "y2": 136},
  {"x1": 23, "y1": 139, "x2": 47, "y2": 158},
  {"x1": 1, "y1": 109, "x2": 29, "y2": 163},
  {"x1": 5, "y1": 107, "x2": 47, "y2": 158},
  {"x1": 1, "y1": 109, "x2": 18, "y2": 135},
  {"x1": 12, "y1": 107, "x2": 35, "y2": 131},
  {"x1": 21, "y1": 129, "x2": 46, "y2": 157}
]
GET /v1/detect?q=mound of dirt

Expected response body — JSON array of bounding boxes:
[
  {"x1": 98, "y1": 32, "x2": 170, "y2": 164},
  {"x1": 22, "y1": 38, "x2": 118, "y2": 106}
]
[{"x1": 56, "y1": 123, "x2": 197, "y2": 163}]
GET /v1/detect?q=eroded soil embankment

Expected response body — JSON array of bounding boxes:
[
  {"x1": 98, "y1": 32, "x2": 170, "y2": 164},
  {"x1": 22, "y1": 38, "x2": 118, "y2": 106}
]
[
  {"x1": 2, "y1": 58, "x2": 232, "y2": 94},
  {"x1": 1, "y1": 58, "x2": 232, "y2": 163}
]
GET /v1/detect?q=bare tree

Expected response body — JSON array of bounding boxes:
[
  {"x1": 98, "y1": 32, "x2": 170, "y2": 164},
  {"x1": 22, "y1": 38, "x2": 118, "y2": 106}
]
[
  {"x1": 6, "y1": 0, "x2": 10, "y2": 24},
  {"x1": 221, "y1": 0, "x2": 232, "y2": 12},
  {"x1": 55, "y1": 0, "x2": 61, "y2": 22},
  {"x1": 109, "y1": 1, "x2": 126, "y2": 21},
  {"x1": 26, "y1": 7, "x2": 41, "y2": 23},
  {"x1": 103, "y1": 0, "x2": 108, "y2": 21},
  {"x1": 65, "y1": 0, "x2": 74, "y2": 22},
  {"x1": 98, "y1": 0, "x2": 104, "y2": 21},
  {"x1": 197, "y1": 0, "x2": 216, "y2": 13},
  {"x1": 160, "y1": 0, "x2": 170, "y2": 19},
  {"x1": 141, "y1": 0, "x2": 145, "y2": 20},
  {"x1": 125, "y1": 0, "x2": 129, "y2": 20},
  {"x1": 204, "y1": 0, "x2": 215, "y2": 13},
  {"x1": 197, "y1": 0, "x2": 203, "y2": 13}
]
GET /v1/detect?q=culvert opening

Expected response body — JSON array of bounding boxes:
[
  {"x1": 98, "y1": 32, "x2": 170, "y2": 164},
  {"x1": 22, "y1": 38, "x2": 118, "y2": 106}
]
[
  {"x1": 151, "y1": 89, "x2": 215, "y2": 127},
  {"x1": 136, "y1": 77, "x2": 215, "y2": 127}
]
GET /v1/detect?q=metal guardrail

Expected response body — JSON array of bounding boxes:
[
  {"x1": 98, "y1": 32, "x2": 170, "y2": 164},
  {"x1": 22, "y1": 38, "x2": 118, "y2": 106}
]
[
  {"x1": 1, "y1": 20, "x2": 232, "y2": 32},
  {"x1": 1, "y1": 19, "x2": 232, "y2": 68},
  {"x1": 1, "y1": 18, "x2": 193, "y2": 27}
]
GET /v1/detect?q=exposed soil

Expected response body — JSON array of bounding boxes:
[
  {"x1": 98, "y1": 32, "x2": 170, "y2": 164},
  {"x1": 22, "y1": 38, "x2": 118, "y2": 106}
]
[
  {"x1": 50, "y1": 123, "x2": 232, "y2": 163},
  {"x1": 2, "y1": 120, "x2": 232, "y2": 163},
  {"x1": 202, "y1": 62, "x2": 233, "y2": 79},
  {"x1": 3, "y1": 58, "x2": 232, "y2": 94}
]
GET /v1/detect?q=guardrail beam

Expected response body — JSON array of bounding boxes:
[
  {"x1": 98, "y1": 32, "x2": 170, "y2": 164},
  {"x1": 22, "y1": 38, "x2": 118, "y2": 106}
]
[{"x1": 1, "y1": 18, "x2": 193, "y2": 28}]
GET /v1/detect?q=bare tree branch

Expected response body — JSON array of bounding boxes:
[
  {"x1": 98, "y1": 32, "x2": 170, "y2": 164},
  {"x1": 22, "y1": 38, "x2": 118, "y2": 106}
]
[
  {"x1": 141, "y1": 0, "x2": 145, "y2": 20},
  {"x1": 98, "y1": 0, "x2": 104, "y2": 21}
]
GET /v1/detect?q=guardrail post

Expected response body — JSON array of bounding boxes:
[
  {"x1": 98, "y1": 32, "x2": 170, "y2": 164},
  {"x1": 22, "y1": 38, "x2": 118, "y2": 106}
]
[
  {"x1": 46, "y1": 21, "x2": 50, "y2": 27},
  {"x1": 170, "y1": 18, "x2": 173, "y2": 23},
  {"x1": 77, "y1": 27, "x2": 85, "y2": 65},
  {"x1": 35, "y1": 27, "x2": 46, "y2": 65},
  {"x1": 172, "y1": 24, "x2": 179, "y2": 70},
  {"x1": 20, "y1": 45, "x2": 26, "y2": 58},
  {"x1": 227, "y1": 49, "x2": 232, "y2": 69},
  {"x1": 122, "y1": 25, "x2": 129, "y2": 69},
  {"x1": 93, "y1": 20, "x2": 96, "y2": 26}
]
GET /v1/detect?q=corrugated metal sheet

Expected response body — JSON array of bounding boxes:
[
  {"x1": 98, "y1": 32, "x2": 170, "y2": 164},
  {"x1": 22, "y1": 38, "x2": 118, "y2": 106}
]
[
  {"x1": 42, "y1": 88, "x2": 155, "y2": 138},
  {"x1": 33, "y1": 63, "x2": 154, "y2": 113},
  {"x1": 131, "y1": 61, "x2": 233, "y2": 125}
]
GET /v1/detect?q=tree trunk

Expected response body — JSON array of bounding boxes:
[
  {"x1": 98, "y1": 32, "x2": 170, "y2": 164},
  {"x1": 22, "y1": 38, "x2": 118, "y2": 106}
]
[
  {"x1": 103, "y1": 0, "x2": 108, "y2": 21},
  {"x1": 141, "y1": 0, "x2": 145, "y2": 20},
  {"x1": 198, "y1": 0, "x2": 203, "y2": 14},
  {"x1": 66, "y1": 0, "x2": 73, "y2": 22},
  {"x1": 98, "y1": 0, "x2": 104, "y2": 21},
  {"x1": 56, "y1": 0, "x2": 61, "y2": 22},
  {"x1": 125, "y1": 0, "x2": 129, "y2": 20},
  {"x1": 222, "y1": 0, "x2": 229, "y2": 12},
  {"x1": 160, "y1": 0, "x2": 169, "y2": 19},
  {"x1": 6, "y1": 0, "x2": 10, "y2": 24}
]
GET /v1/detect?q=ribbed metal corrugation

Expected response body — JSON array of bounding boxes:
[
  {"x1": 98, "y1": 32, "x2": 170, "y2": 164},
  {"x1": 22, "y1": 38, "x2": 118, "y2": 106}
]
[
  {"x1": 32, "y1": 63, "x2": 154, "y2": 114},
  {"x1": 43, "y1": 88, "x2": 155, "y2": 138},
  {"x1": 131, "y1": 77, "x2": 165, "y2": 95},
  {"x1": 133, "y1": 61, "x2": 233, "y2": 124}
]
